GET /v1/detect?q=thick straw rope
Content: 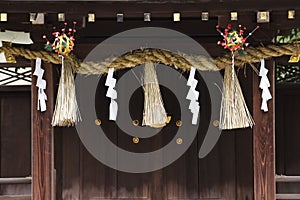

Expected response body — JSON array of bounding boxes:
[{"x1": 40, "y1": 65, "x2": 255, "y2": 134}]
[
  {"x1": 0, "y1": 44, "x2": 296, "y2": 73},
  {"x1": 77, "y1": 44, "x2": 296, "y2": 74},
  {"x1": 0, "y1": 46, "x2": 80, "y2": 70}
]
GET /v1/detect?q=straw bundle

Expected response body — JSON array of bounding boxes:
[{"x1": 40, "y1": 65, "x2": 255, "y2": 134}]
[
  {"x1": 219, "y1": 66, "x2": 254, "y2": 129},
  {"x1": 142, "y1": 63, "x2": 168, "y2": 128},
  {"x1": 51, "y1": 63, "x2": 81, "y2": 126}
]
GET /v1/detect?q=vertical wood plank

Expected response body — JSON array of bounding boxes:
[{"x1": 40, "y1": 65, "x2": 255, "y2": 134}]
[
  {"x1": 164, "y1": 72, "x2": 198, "y2": 200},
  {"x1": 32, "y1": 62, "x2": 54, "y2": 200},
  {"x1": 253, "y1": 60, "x2": 275, "y2": 200},
  {"x1": 62, "y1": 128, "x2": 80, "y2": 200},
  {"x1": 236, "y1": 68, "x2": 254, "y2": 200}
]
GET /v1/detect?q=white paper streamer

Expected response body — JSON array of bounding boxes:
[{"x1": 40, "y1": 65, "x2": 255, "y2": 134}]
[
  {"x1": 0, "y1": 30, "x2": 33, "y2": 44},
  {"x1": 33, "y1": 58, "x2": 47, "y2": 112},
  {"x1": 0, "y1": 52, "x2": 7, "y2": 63},
  {"x1": 186, "y1": 67, "x2": 200, "y2": 125},
  {"x1": 259, "y1": 59, "x2": 272, "y2": 112},
  {"x1": 105, "y1": 68, "x2": 118, "y2": 121}
]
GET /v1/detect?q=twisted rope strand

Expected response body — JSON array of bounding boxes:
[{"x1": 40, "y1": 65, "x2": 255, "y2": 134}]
[{"x1": 0, "y1": 44, "x2": 297, "y2": 74}]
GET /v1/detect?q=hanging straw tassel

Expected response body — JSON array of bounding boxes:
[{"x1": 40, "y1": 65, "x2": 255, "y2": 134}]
[
  {"x1": 219, "y1": 66, "x2": 254, "y2": 130},
  {"x1": 142, "y1": 62, "x2": 168, "y2": 128},
  {"x1": 52, "y1": 62, "x2": 81, "y2": 126}
]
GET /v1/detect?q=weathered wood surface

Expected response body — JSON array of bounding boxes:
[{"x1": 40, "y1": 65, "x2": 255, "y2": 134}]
[
  {"x1": 0, "y1": 195, "x2": 31, "y2": 200},
  {"x1": 32, "y1": 62, "x2": 55, "y2": 200},
  {"x1": 276, "y1": 175, "x2": 300, "y2": 182},
  {"x1": 253, "y1": 59, "x2": 275, "y2": 200},
  {"x1": 0, "y1": 178, "x2": 31, "y2": 184},
  {"x1": 0, "y1": 88, "x2": 31, "y2": 196},
  {"x1": 276, "y1": 83, "x2": 300, "y2": 195},
  {"x1": 58, "y1": 69, "x2": 254, "y2": 199},
  {"x1": 276, "y1": 194, "x2": 300, "y2": 199}
]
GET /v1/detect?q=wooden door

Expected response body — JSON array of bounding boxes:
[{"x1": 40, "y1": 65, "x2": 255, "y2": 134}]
[
  {"x1": 58, "y1": 68, "x2": 254, "y2": 200},
  {"x1": 276, "y1": 83, "x2": 300, "y2": 194},
  {"x1": 0, "y1": 87, "x2": 31, "y2": 196}
]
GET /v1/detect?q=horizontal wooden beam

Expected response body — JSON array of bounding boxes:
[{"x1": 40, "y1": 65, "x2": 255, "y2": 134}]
[
  {"x1": 276, "y1": 175, "x2": 300, "y2": 182},
  {"x1": 0, "y1": 1, "x2": 299, "y2": 14},
  {"x1": 0, "y1": 195, "x2": 31, "y2": 200},
  {"x1": 0, "y1": 86, "x2": 31, "y2": 92},
  {"x1": 276, "y1": 194, "x2": 300, "y2": 199},
  {"x1": 0, "y1": 177, "x2": 31, "y2": 184}
]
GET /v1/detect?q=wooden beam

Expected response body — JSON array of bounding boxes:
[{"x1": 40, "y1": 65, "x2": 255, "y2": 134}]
[
  {"x1": 0, "y1": 195, "x2": 31, "y2": 200},
  {"x1": 32, "y1": 62, "x2": 55, "y2": 200},
  {"x1": 253, "y1": 59, "x2": 275, "y2": 200},
  {"x1": 0, "y1": 177, "x2": 31, "y2": 184},
  {"x1": 276, "y1": 175, "x2": 300, "y2": 182},
  {"x1": 0, "y1": 1, "x2": 299, "y2": 14},
  {"x1": 276, "y1": 194, "x2": 300, "y2": 199}
]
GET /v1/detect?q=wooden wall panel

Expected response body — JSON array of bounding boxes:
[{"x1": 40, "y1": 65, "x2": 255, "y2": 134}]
[
  {"x1": 0, "y1": 90, "x2": 31, "y2": 196},
  {"x1": 276, "y1": 84, "x2": 300, "y2": 194}
]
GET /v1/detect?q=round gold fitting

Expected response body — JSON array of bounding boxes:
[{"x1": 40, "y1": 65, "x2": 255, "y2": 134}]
[
  {"x1": 176, "y1": 138, "x2": 183, "y2": 144},
  {"x1": 133, "y1": 120, "x2": 139, "y2": 126},
  {"x1": 133, "y1": 137, "x2": 140, "y2": 144},
  {"x1": 176, "y1": 120, "x2": 182, "y2": 127},
  {"x1": 95, "y1": 119, "x2": 102, "y2": 126},
  {"x1": 213, "y1": 120, "x2": 219, "y2": 127}
]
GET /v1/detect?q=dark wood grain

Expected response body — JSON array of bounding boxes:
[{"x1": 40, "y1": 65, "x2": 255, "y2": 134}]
[
  {"x1": 61, "y1": 128, "x2": 80, "y2": 200},
  {"x1": 0, "y1": 195, "x2": 31, "y2": 200},
  {"x1": 253, "y1": 60, "x2": 275, "y2": 200},
  {"x1": 0, "y1": 90, "x2": 31, "y2": 196},
  {"x1": 0, "y1": 1, "x2": 299, "y2": 14},
  {"x1": 275, "y1": 84, "x2": 300, "y2": 195},
  {"x1": 235, "y1": 67, "x2": 254, "y2": 200},
  {"x1": 32, "y1": 62, "x2": 55, "y2": 200},
  {"x1": 198, "y1": 80, "x2": 222, "y2": 199}
]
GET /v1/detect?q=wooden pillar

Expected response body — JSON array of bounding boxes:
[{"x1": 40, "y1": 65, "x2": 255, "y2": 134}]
[
  {"x1": 253, "y1": 59, "x2": 276, "y2": 200},
  {"x1": 32, "y1": 62, "x2": 55, "y2": 200}
]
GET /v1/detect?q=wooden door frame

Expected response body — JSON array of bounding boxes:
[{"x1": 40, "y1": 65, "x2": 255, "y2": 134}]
[
  {"x1": 31, "y1": 62, "x2": 55, "y2": 200},
  {"x1": 253, "y1": 59, "x2": 276, "y2": 200}
]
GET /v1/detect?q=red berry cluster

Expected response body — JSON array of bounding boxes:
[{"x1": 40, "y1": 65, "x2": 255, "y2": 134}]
[
  {"x1": 216, "y1": 24, "x2": 259, "y2": 52},
  {"x1": 43, "y1": 21, "x2": 77, "y2": 56}
]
